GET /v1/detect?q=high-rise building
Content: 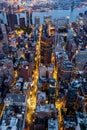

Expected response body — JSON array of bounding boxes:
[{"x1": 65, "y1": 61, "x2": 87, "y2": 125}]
[
  {"x1": 58, "y1": 60, "x2": 74, "y2": 81},
  {"x1": 39, "y1": 65, "x2": 54, "y2": 78},
  {"x1": 0, "y1": 27, "x2": 3, "y2": 41},
  {"x1": 30, "y1": 12, "x2": 32, "y2": 25},
  {"x1": 40, "y1": 36, "x2": 54, "y2": 65},
  {"x1": 75, "y1": 49, "x2": 87, "y2": 70},
  {"x1": 6, "y1": 13, "x2": 17, "y2": 30},
  {"x1": 19, "y1": 17, "x2": 25, "y2": 28},
  {"x1": 26, "y1": 11, "x2": 30, "y2": 25},
  {"x1": 34, "y1": 16, "x2": 40, "y2": 25},
  {"x1": 34, "y1": 104, "x2": 57, "y2": 130},
  {"x1": 19, "y1": 60, "x2": 34, "y2": 81},
  {"x1": 0, "y1": 23, "x2": 8, "y2": 44}
]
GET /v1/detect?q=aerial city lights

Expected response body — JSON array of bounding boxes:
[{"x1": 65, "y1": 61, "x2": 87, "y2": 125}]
[{"x1": 0, "y1": 0, "x2": 87, "y2": 130}]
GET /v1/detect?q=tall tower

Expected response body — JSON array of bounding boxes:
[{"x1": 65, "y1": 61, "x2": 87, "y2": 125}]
[
  {"x1": 26, "y1": 11, "x2": 30, "y2": 25},
  {"x1": 0, "y1": 23, "x2": 8, "y2": 44},
  {"x1": 54, "y1": 26, "x2": 60, "y2": 46},
  {"x1": 40, "y1": 36, "x2": 54, "y2": 65},
  {"x1": 0, "y1": 20, "x2": 3, "y2": 41},
  {"x1": 26, "y1": 9, "x2": 33, "y2": 26},
  {"x1": 6, "y1": 1, "x2": 18, "y2": 30}
]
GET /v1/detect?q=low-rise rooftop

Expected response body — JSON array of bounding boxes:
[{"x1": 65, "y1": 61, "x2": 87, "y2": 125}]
[
  {"x1": 4, "y1": 94, "x2": 26, "y2": 106},
  {"x1": 0, "y1": 105, "x2": 26, "y2": 130},
  {"x1": 37, "y1": 91, "x2": 46, "y2": 103},
  {"x1": 36, "y1": 104, "x2": 56, "y2": 113},
  {"x1": 48, "y1": 118, "x2": 58, "y2": 130}
]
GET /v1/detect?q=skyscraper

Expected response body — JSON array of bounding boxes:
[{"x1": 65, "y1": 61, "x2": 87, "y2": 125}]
[{"x1": 40, "y1": 36, "x2": 54, "y2": 65}]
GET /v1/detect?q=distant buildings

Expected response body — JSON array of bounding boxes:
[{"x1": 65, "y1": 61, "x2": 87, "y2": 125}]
[
  {"x1": 48, "y1": 78, "x2": 56, "y2": 104},
  {"x1": 34, "y1": 16, "x2": 40, "y2": 26},
  {"x1": 44, "y1": 15, "x2": 52, "y2": 25},
  {"x1": 0, "y1": 10, "x2": 33, "y2": 30}
]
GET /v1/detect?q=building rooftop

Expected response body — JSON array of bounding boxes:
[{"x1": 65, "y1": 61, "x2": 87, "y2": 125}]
[
  {"x1": 64, "y1": 115, "x2": 77, "y2": 129},
  {"x1": 62, "y1": 61, "x2": 74, "y2": 71},
  {"x1": 48, "y1": 78, "x2": 56, "y2": 86},
  {"x1": 39, "y1": 76, "x2": 48, "y2": 83},
  {"x1": 70, "y1": 80, "x2": 82, "y2": 89},
  {"x1": 37, "y1": 91, "x2": 46, "y2": 102},
  {"x1": 0, "y1": 105, "x2": 26, "y2": 130},
  {"x1": 48, "y1": 118, "x2": 58, "y2": 130},
  {"x1": 36, "y1": 104, "x2": 56, "y2": 113},
  {"x1": 4, "y1": 94, "x2": 26, "y2": 106}
]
